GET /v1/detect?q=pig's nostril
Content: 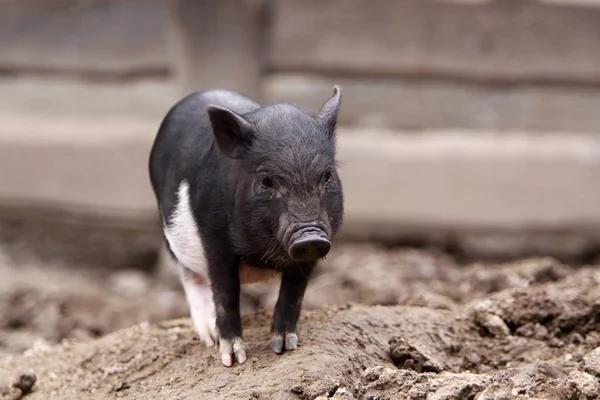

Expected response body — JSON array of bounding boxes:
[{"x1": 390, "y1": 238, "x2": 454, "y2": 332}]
[
  {"x1": 316, "y1": 245, "x2": 329, "y2": 258},
  {"x1": 290, "y1": 245, "x2": 307, "y2": 259}
]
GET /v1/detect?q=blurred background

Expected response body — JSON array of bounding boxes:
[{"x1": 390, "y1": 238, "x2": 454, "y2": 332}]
[{"x1": 0, "y1": 0, "x2": 599, "y2": 355}]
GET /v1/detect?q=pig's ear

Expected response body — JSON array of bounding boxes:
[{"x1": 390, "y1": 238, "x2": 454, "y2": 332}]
[
  {"x1": 317, "y1": 85, "x2": 342, "y2": 137},
  {"x1": 207, "y1": 105, "x2": 253, "y2": 159}
]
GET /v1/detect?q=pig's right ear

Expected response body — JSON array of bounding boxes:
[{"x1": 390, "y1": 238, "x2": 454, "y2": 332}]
[
  {"x1": 318, "y1": 85, "x2": 342, "y2": 137},
  {"x1": 207, "y1": 105, "x2": 253, "y2": 159}
]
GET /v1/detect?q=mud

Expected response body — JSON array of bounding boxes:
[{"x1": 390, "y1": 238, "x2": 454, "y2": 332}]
[{"x1": 1, "y1": 243, "x2": 600, "y2": 399}]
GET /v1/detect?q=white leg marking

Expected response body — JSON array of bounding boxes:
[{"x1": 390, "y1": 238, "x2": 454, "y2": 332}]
[{"x1": 180, "y1": 267, "x2": 217, "y2": 347}]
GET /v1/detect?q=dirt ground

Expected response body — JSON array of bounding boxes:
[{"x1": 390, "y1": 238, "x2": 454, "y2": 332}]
[{"x1": 1, "y1": 239, "x2": 600, "y2": 399}]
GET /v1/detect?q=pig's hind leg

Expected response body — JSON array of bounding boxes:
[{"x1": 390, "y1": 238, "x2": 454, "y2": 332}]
[
  {"x1": 162, "y1": 180, "x2": 219, "y2": 348},
  {"x1": 271, "y1": 263, "x2": 315, "y2": 354},
  {"x1": 179, "y1": 265, "x2": 218, "y2": 347}
]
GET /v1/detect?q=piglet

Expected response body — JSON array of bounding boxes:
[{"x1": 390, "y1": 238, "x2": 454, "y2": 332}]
[{"x1": 148, "y1": 86, "x2": 344, "y2": 366}]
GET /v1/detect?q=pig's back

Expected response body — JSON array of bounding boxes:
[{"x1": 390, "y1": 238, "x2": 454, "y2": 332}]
[{"x1": 149, "y1": 90, "x2": 260, "y2": 223}]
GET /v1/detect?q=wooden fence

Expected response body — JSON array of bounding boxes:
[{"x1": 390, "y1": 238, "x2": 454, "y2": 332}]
[
  {"x1": 3, "y1": 0, "x2": 600, "y2": 131},
  {"x1": 1, "y1": 0, "x2": 600, "y2": 260}
]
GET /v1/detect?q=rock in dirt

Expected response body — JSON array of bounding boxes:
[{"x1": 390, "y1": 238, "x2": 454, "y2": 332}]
[
  {"x1": 473, "y1": 310, "x2": 510, "y2": 337},
  {"x1": 474, "y1": 383, "x2": 512, "y2": 400},
  {"x1": 512, "y1": 257, "x2": 570, "y2": 285},
  {"x1": 313, "y1": 388, "x2": 355, "y2": 400},
  {"x1": 389, "y1": 336, "x2": 445, "y2": 373},
  {"x1": 12, "y1": 374, "x2": 36, "y2": 395},
  {"x1": 331, "y1": 387, "x2": 354, "y2": 400},
  {"x1": 565, "y1": 370, "x2": 600, "y2": 399},
  {"x1": 0, "y1": 373, "x2": 37, "y2": 400},
  {"x1": 514, "y1": 322, "x2": 549, "y2": 340},
  {"x1": 359, "y1": 365, "x2": 489, "y2": 400},
  {"x1": 427, "y1": 373, "x2": 490, "y2": 400},
  {"x1": 583, "y1": 346, "x2": 600, "y2": 378}
]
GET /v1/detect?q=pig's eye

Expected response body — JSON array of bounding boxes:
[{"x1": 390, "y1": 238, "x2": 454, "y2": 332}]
[
  {"x1": 324, "y1": 171, "x2": 333, "y2": 184},
  {"x1": 260, "y1": 176, "x2": 274, "y2": 189}
]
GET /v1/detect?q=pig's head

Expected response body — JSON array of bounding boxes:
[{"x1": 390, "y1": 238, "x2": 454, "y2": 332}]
[{"x1": 207, "y1": 86, "x2": 344, "y2": 267}]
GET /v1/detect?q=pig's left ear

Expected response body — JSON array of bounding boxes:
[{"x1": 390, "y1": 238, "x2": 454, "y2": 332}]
[
  {"x1": 318, "y1": 85, "x2": 342, "y2": 137},
  {"x1": 207, "y1": 105, "x2": 253, "y2": 159}
]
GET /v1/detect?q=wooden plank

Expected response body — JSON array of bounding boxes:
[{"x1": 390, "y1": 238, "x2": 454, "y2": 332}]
[
  {"x1": 0, "y1": 77, "x2": 179, "y2": 120},
  {"x1": 265, "y1": 74, "x2": 600, "y2": 132},
  {"x1": 0, "y1": 1, "x2": 169, "y2": 75},
  {"x1": 167, "y1": 0, "x2": 265, "y2": 98},
  {"x1": 0, "y1": 117, "x2": 158, "y2": 220},
  {"x1": 335, "y1": 128, "x2": 600, "y2": 230},
  {"x1": 1, "y1": 114, "x2": 599, "y2": 233},
  {"x1": 268, "y1": 0, "x2": 600, "y2": 83}
]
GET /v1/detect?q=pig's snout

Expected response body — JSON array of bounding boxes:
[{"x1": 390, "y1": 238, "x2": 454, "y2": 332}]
[
  {"x1": 286, "y1": 224, "x2": 331, "y2": 262},
  {"x1": 289, "y1": 236, "x2": 331, "y2": 261}
]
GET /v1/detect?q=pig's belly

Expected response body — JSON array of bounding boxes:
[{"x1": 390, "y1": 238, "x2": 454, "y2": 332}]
[{"x1": 239, "y1": 262, "x2": 279, "y2": 284}]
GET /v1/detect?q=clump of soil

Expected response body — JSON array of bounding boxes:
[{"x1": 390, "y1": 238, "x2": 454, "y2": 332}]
[
  {"x1": 1, "y1": 244, "x2": 600, "y2": 399},
  {"x1": 0, "y1": 373, "x2": 36, "y2": 400}
]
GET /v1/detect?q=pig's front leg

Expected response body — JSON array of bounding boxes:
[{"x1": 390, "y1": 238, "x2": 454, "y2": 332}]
[
  {"x1": 208, "y1": 252, "x2": 246, "y2": 367},
  {"x1": 271, "y1": 263, "x2": 315, "y2": 354}
]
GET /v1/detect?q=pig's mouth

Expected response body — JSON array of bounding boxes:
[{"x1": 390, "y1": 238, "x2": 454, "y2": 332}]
[{"x1": 283, "y1": 222, "x2": 331, "y2": 262}]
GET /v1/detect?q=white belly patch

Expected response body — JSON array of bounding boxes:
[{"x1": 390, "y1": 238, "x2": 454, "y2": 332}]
[{"x1": 163, "y1": 180, "x2": 208, "y2": 275}]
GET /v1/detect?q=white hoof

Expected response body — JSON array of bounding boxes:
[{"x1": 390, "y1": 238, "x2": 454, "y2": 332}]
[{"x1": 219, "y1": 337, "x2": 247, "y2": 367}]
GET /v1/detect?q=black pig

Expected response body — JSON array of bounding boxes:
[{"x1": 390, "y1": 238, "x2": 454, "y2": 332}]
[{"x1": 148, "y1": 86, "x2": 344, "y2": 366}]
